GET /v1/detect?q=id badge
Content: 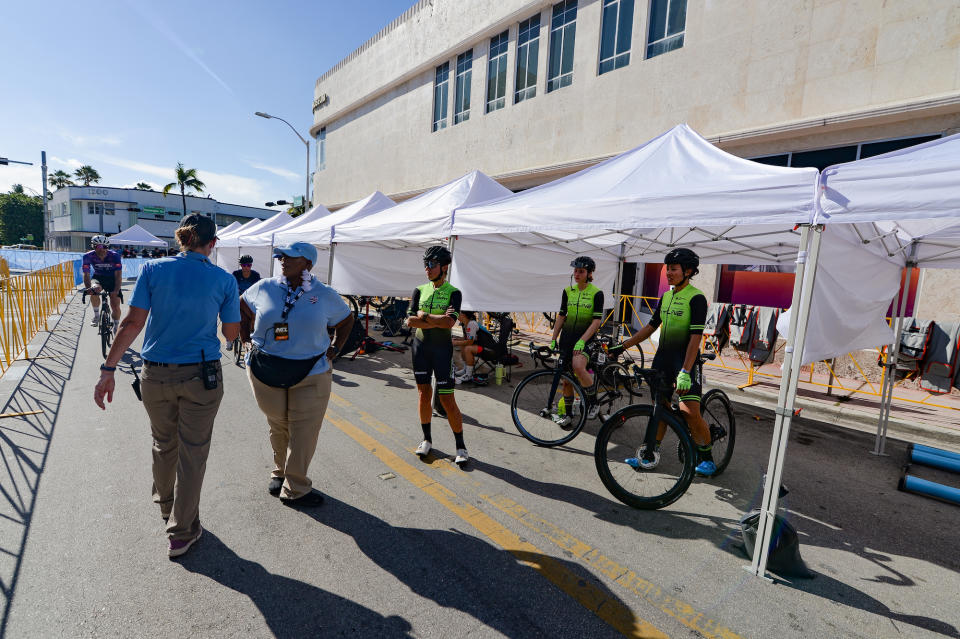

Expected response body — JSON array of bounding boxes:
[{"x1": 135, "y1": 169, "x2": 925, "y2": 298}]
[{"x1": 274, "y1": 323, "x2": 290, "y2": 341}]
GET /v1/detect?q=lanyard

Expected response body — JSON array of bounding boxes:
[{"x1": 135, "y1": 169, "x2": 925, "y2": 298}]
[{"x1": 281, "y1": 286, "x2": 305, "y2": 321}]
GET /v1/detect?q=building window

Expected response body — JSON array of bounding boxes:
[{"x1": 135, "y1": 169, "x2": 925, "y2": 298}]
[
  {"x1": 104, "y1": 202, "x2": 115, "y2": 216},
  {"x1": 486, "y1": 31, "x2": 509, "y2": 113},
  {"x1": 454, "y1": 50, "x2": 473, "y2": 124},
  {"x1": 317, "y1": 127, "x2": 326, "y2": 171},
  {"x1": 87, "y1": 201, "x2": 114, "y2": 216},
  {"x1": 515, "y1": 14, "x2": 541, "y2": 104},
  {"x1": 433, "y1": 62, "x2": 450, "y2": 132},
  {"x1": 599, "y1": 0, "x2": 634, "y2": 74},
  {"x1": 547, "y1": 0, "x2": 578, "y2": 93},
  {"x1": 646, "y1": 0, "x2": 686, "y2": 58}
]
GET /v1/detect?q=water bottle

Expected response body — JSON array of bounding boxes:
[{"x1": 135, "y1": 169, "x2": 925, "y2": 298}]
[
  {"x1": 573, "y1": 398, "x2": 581, "y2": 416},
  {"x1": 495, "y1": 363, "x2": 504, "y2": 385}
]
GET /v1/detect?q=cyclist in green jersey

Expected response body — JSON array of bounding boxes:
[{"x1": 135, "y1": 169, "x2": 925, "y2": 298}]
[
  {"x1": 610, "y1": 248, "x2": 717, "y2": 476},
  {"x1": 405, "y1": 245, "x2": 469, "y2": 466},
  {"x1": 549, "y1": 256, "x2": 605, "y2": 423}
]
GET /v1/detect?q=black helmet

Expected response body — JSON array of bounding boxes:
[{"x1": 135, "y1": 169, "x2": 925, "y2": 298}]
[
  {"x1": 423, "y1": 245, "x2": 452, "y2": 266},
  {"x1": 570, "y1": 256, "x2": 596, "y2": 272},
  {"x1": 664, "y1": 248, "x2": 700, "y2": 275},
  {"x1": 239, "y1": 255, "x2": 253, "y2": 265}
]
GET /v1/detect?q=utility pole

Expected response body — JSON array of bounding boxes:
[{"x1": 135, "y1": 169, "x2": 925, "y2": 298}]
[{"x1": 41, "y1": 151, "x2": 50, "y2": 250}]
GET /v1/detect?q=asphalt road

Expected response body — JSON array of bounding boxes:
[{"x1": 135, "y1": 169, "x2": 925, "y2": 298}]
[{"x1": 1, "y1": 290, "x2": 958, "y2": 638}]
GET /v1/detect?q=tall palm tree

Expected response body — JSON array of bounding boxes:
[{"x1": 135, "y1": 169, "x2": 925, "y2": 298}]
[
  {"x1": 9, "y1": 184, "x2": 25, "y2": 194},
  {"x1": 162, "y1": 163, "x2": 206, "y2": 216},
  {"x1": 134, "y1": 182, "x2": 153, "y2": 190},
  {"x1": 48, "y1": 170, "x2": 75, "y2": 190},
  {"x1": 73, "y1": 165, "x2": 101, "y2": 186}
]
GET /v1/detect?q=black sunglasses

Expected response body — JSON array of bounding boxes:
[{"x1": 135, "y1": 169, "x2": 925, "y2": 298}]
[{"x1": 424, "y1": 260, "x2": 441, "y2": 269}]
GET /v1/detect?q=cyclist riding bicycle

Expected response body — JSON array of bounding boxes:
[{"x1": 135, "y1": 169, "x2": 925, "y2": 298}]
[
  {"x1": 549, "y1": 256, "x2": 604, "y2": 424},
  {"x1": 82, "y1": 235, "x2": 122, "y2": 330},
  {"x1": 405, "y1": 245, "x2": 469, "y2": 466},
  {"x1": 232, "y1": 255, "x2": 262, "y2": 295},
  {"x1": 610, "y1": 247, "x2": 716, "y2": 476}
]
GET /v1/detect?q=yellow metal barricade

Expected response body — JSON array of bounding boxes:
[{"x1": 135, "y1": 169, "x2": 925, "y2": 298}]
[{"x1": 0, "y1": 261, "x2": 74, "y2": 376}]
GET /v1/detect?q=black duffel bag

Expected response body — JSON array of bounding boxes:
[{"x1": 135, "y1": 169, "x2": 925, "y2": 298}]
[{"x1": 249, "y1": 348, "x2": 323, "y2": 389}]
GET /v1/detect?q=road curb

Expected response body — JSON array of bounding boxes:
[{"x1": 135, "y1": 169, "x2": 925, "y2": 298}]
[{"x1": 708, "y1": 379, "x2": 960, "y2": 450}]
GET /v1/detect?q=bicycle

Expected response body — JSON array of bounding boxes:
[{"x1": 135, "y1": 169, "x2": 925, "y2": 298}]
[
  {"x1": 510, "y1": 340, "x2": 644, "y2": 447},
  {"x1": 593, "y1": 352, "x2": 736, "y2": 510},
  {"x1": 82, "y1": 288, "x2": 119, "y2": 359},
  {"x1": 231, "y1": 337, "x2": 248, "y2": 366}
]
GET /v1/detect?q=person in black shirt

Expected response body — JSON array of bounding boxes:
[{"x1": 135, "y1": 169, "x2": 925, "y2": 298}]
[{"x1": 232, "y1": 255, "x2": 262, "y2": 295}]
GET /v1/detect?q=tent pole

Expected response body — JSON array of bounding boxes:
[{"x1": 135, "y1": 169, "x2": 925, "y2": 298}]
[
  {"x1": 611, "y1": 242, "x2": 626, "y2": 339},
  {"x1": 873, "y1": 242, "x2": 918, "y2": 456},
  {"x1": 327, "y1": 242, "x2": 336, "y2": 285},
  {"x1": 748, "y1": 224, "x2": 822, "y2": 579}
]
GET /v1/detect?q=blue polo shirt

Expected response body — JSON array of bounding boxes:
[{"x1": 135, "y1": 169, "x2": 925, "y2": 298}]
[
  {"x1": 130, "y1": 251, "x2": 240, "y2": 363},
  {"x1": 241, "y1": 277, "x2": 351, "y2": 376}
]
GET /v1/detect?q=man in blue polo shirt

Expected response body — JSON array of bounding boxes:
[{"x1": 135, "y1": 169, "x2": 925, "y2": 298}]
[{"x1": 95, "y1": 213, "x2": 240, "y2": 559}]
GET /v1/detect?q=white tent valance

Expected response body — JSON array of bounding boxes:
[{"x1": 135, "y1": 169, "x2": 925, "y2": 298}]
[{"x1": 107, "y1": 224, "x2": 167, "y2": 247}]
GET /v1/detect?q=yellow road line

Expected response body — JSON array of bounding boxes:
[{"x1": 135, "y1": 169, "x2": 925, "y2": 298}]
[
  {"x1": 481, "y1": 494, "x2": 743, "y2": 639},
  {"x1": 326, "y1": 411, "x2": 668, "y2": 639}
]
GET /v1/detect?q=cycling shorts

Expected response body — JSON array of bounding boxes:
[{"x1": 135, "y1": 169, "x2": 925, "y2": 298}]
[
  {"x1": 558, "y1": 333, "x2": 596, "y2": 366},
  {"x1": 91, "y1": 276, "x2": 118, "y2": 295},
  {"x1": 411, "y1": 339, "x2": 455, "y2": 394},
  {"x1": 654, "y1": 360, "x2": 703, "y2": 403}
]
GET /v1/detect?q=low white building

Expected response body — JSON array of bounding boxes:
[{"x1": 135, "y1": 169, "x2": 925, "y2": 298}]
[{"x1": 47, "y1": 186, "x2": 272, "y2": 251}]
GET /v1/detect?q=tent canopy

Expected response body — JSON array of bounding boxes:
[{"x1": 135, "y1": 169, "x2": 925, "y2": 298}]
[
  {"x1": 217, "y1": 211, "x2": 293, "y2": 248},
  {"x1": 217, "y1": 221, "x2": 242, "y2": 236},
  {"x1": 107, "y1": 224, "x2": 167, "y2": 247},
  {"x1": 239, "y1": 204, "x2": 333, "y2": 247},
  {"x1": 275, "y1": 191, "x2": 396, "y2": 246},
  {"x1": 452, "y1": 125, "x2": 819, "y2": 266},
  {"x1": 218, "y1": 217, "x2": 261, "y2": 240},
  {"x1": 334, "y1": 171, "x2": 512, "y2": 246}
]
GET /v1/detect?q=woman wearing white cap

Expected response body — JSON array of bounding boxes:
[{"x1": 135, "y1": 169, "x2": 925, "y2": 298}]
[{"x1": 239, "y1": 241, "x2": 355, "y2": 507}]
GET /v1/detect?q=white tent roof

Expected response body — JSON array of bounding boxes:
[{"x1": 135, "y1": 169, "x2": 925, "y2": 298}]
[
  {"x1": 218, "y1": 212, "x2": 293, "y2": 247},
  {"x1": 107, "y1": 224, "x2": 167, "y2": 247},
  {"x1": 238, "y1": 204, "x2": 332, "y2": 247},
  {"x1": 334, "y1": 171, "x2": 512, "y2": 245},
  {"x1": 276, "y1": 191, "x2": 396, "y2": 246},
  {"x1": 452, "y1": 124, "x2": 819, "y2": 266},
  {"x1": 219, "y1": 218, "x2": 261, "y2": 240},
  {"x1": 217, "y1": 221, "x2": 242, "y2": 236}
]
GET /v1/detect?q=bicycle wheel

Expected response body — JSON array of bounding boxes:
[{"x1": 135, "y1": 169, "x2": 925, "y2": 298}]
[
  {"x1": 594, "y1": 404, "x2": 696, "y2": 509},
  {"x1": 233, "y1": 338, "x2": 243, "y2": 365},
  {"x1": 100, "y1": 317, "x2": 112, "y2": 359},
  {"x1": 511, "y1": 370, "x2": 588, "y2": 446},
  {"x1": 594, "y1": 362, "x2": 642, "y2": 420},
  {"x1": 701, "y1": 389, "x2": 736, "y2": 475}
]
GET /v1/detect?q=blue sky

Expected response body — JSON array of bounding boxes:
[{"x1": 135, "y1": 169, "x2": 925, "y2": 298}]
[{"x1": 0, "y1": 0, "x2": 413, "y2": 209}]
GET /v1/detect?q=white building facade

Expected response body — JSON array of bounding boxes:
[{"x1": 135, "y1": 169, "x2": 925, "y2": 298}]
[
  {"x1": 47, "y1": 186, "x2": 272, "y2": 251},
  {"x1": 310, "y1": 0, "x2": 960, "y2": 315}
]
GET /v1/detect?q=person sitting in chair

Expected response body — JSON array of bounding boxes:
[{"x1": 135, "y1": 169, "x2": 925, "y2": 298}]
[{"x1": 454, "y1": 310, "x2": 480, "y2": 384}]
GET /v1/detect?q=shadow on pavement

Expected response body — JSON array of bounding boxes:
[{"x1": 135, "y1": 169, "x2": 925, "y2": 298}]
[
  {"x1": 0, "y1": 296, "x2": 83, "y2": 637},
  {"x1": 178, "y1": 530, "x2": 414, "y2": 638},
  {"x1": 293, "y1": 495, "x2": 625, "y2": 638}
]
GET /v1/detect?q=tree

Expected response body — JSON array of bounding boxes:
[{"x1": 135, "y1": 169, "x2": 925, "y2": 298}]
[
  {"x1": 162, "y1": 163, "x2": 206, "y2": 216},
  {"x1": 73, "y1": 165, "x2": 101, "y2": 186},
  {"x1": 48, "y1": 170, "x2": 75, "y2": 190},
  {"x1": 134, "y1": 182, "x2": 153, "y2": 190},
  {"x1": 0, "y1": 192, "x2": 44, "y2": 245},
  {"x1": 10, "y1": 184, "x2": 24, "y2": 194}
]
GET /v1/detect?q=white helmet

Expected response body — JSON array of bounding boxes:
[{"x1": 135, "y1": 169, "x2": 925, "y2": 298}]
[{"x1": 91, "y1": 235, "x2": 109, "y2": 247}]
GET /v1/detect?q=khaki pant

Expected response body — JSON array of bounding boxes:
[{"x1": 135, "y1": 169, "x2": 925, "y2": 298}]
[
  {"x1": 247, "y1": 369, "x2": 332, "y2": 499},
  {"x1": 142, "y1": 362, "x2": 224, "y2": 541}
]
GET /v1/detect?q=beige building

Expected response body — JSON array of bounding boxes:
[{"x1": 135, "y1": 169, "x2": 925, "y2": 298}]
[{"x1": 311, "y1": 0, "x2": 960, "y2": 314}]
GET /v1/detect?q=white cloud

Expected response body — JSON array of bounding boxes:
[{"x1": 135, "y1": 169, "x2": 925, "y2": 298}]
[
  {"x1": 0, "y1": 164, "x2": 44, "y2": 195},
  {"x1": 51, "y1": 156, "x2": 84, "y2": 169},
  {"x1": 247, "y1": 161, "x2": 299, "y2": 180},
  {"x1": 59, "y1": 133, "x2": 122, "y2": 148}
]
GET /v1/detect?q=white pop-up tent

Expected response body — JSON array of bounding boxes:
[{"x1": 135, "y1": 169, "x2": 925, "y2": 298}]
[
  {"x1": 217, "y1": 221, "x2": 242, "y2": 236},
  {"x1": 452, "y1": 124, "x2": 818, "y2": 311},
  {"x1": 107, "y1": 224, "x2": 168, "y2": 247},
  {"x1": 274, "y1": 191, "x2": 397, "y2": 282},
  {"x1": 214, "y1": 211, "x2": 292, "y2": 271},
  {"x1": 330, "y1": 171, "x2": 512, "y2": 296},
  {"x1": 230, "y1": 204, "x2": 333, "y2": 277}
]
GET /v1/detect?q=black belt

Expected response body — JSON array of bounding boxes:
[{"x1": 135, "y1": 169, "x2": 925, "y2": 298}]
[{"x1": 143, "y1": 360, "x2": 204, "y2": 368}]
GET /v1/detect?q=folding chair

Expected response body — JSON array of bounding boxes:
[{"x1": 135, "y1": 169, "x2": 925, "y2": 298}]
[
  {"x1": 474, "y1": 315, "x2": 517, "y2": 382},
  {"x1": 379, "y1": 299, "x2": 411, "y2": 343}
]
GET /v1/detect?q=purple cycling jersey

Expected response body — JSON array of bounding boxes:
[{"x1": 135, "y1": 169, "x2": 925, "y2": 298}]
[{"x1": 82, "y1": 249, "x2": 122, "y2": 279}]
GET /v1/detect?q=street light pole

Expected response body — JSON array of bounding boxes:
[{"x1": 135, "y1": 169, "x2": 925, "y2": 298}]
[
  {"x1": 255, "y1": 111, "x2": 311, "y2": 214},
  {"x1": 41, "y1": 151, "x2": 50, "y2": 250}
]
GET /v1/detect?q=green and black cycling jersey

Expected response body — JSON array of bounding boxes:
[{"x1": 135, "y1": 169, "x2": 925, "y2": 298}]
[
  {"x1": 649, "y1": 284, "x2": 707, "y2": 372},
  {"x1": 409, "y1": 281, "x2": 462, "y2": 345},
  {"x1": 558, "y1": 283, "x2": 604, "y2": 348}
]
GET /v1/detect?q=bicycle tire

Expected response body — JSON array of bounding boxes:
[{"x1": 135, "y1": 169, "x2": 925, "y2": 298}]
[
  {"x1": 701, "y1": 389, "x2": 736, "y2": 475},
  {"x1": 100, "y1": 320, "x2": 112, "y2": 359},
  {"x1": 511, "y1": 369, "x2": 588, "y2": 447},
  {"x1": 233, "y1": 338, "x2": 243, "y2": 365},
  {"x1": 594, "y1": 404, "x2": 696, "y2": 509}
]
